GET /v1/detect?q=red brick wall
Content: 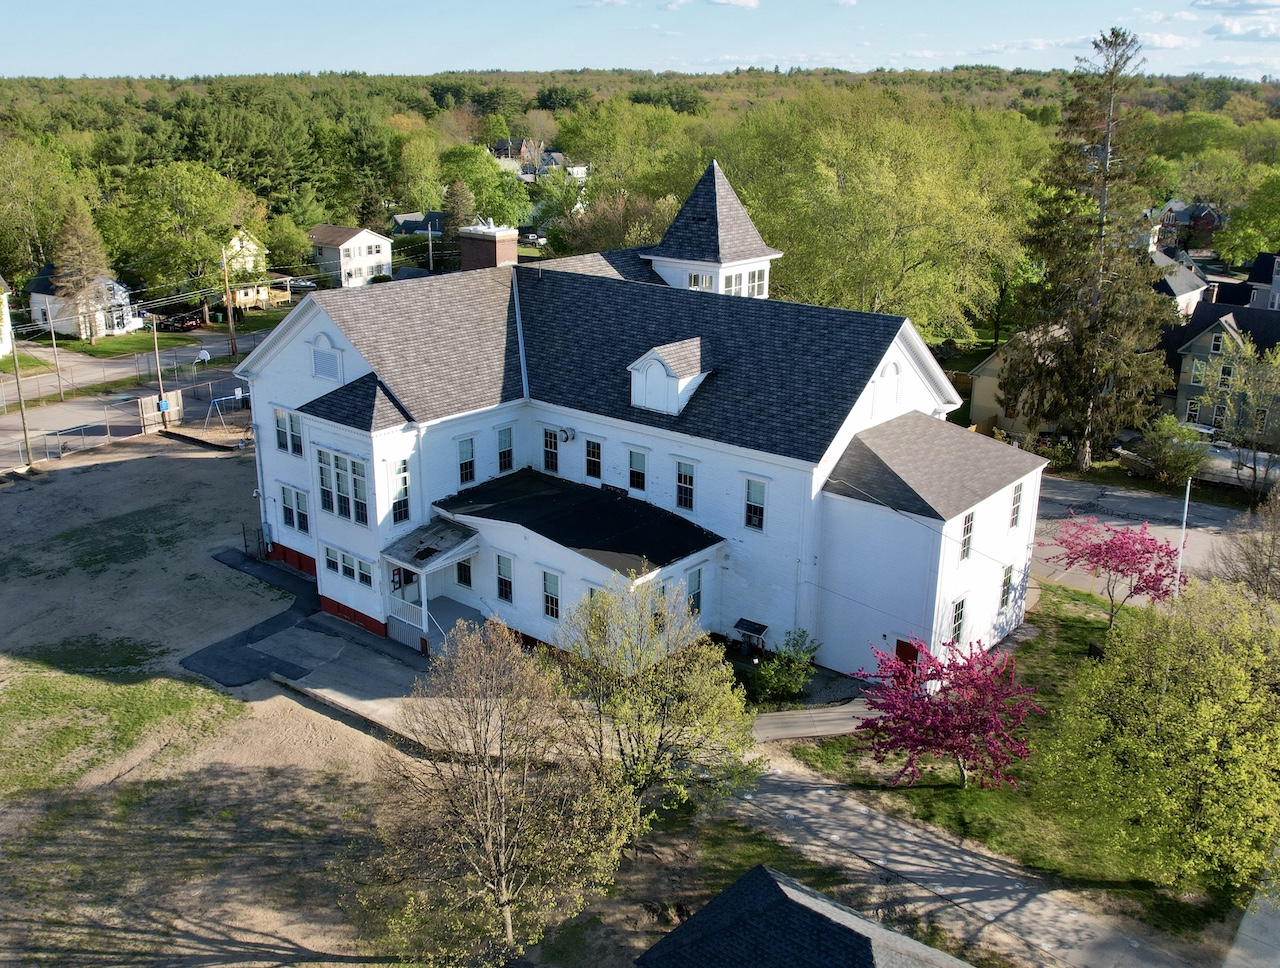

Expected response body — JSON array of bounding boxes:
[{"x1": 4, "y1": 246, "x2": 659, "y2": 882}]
[
  {"x1": 320, "y1": 596, "x2": 388, "y2": 637},
  {"x1": 268, "y1": 543, "x2": 317, "y2": 577}
]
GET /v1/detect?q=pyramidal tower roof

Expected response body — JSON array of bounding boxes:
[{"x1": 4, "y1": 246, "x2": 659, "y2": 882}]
[{"x1": 644, "y1": 160, "x2": 781, "y2": 265}]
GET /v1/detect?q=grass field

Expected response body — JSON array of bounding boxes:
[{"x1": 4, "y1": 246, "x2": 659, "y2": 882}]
[
  {"x1": 205, "y1": 306, "x2": 292, "y2": 334},
  {"x1": 0, "y1": 635, "x2": 241, "y2": 797},
  {"x1": 790, "y1": 585, "x2": 1236, "y2": 934},
  {"x1": 0, "y1": 353, "x2": 51, "y2": 375},
  {"x1": 30, "y1": 332, "x2": 198, "y2": 358}
]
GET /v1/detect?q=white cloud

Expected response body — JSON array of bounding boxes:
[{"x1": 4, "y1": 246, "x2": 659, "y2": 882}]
[
  {"x1": 1192, "y1": 0, "x2": 1280, "y2": 10},
  {"x1": 1208, "y1": 18, "x2": 1280, "y2": 38},
  {"x1": 661, "y1": 0, "x2": 691, "y2": 8},
  {"x1": 905, "y1": 49, "x2": 938, "y2": 59},
  {"x1": 1141, "y1": 31, "x2": 1202, "y2": 47},
  {"x1": 578, "y1": 0, "x2": 626, "y2": 7},
  {"x1": 1138, "y1": 7, "x2": 1201, "y2": 22},
  {"x1": 837, "y1": 0, "x2": 857, "y2": 6},
  {"x1": 708, "y1": 0, "x2": 760, "y2": 7},
  {"x1": 979, "y1": 35, "x2": 1093, "y2": 54}
]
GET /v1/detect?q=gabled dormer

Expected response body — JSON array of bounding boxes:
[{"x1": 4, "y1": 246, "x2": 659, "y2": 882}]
[
  {"x1": 641, "y1": 161, "x2": 782, "y2": 297},
  {"x1": 629, "y1": 338, "x2": 710, "y2": 415}
]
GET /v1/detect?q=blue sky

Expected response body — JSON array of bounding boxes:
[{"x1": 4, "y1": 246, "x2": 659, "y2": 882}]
[{"x1": 5, "y1": 0, "x2": 1279, "y2": 80}]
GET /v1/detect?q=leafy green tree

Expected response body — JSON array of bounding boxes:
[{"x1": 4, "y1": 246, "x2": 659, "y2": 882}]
[
  {"x1": 105, "y1": 161, "x2": 259, "y2": 298},
  {"x1": 369, "y1": 619, "x2": 633, "y2": 967},
  {"x1": 439, "y1": 144, "x2": 530, "y2": 226},
  {"x1": 998, "y1": 29, "x2": 1175, "y2": 469},
  {"x1": 1215, "y1": 169, "x2": 1280, "y2": 265},
  {"x1": 550, "y1": 192, "x2": 679, "y2": 255},
  {"x1": 555, "y1": 576, "x2": 759, "y2": 835},
  {"x1": 718, "y1": 86, "x2": 1039, "y2": 340},
  {"x1": 52, "y1": 198, "x2": 111, "y2": 343},
  {"x1": 1043, "y1": 582, "x2": 1280, "y2": 901},
  {"x1": 536, "y1": 84, "x2": 593, "y2": 112},
  {"x1": 262, "y1": 214, "x2": 311, "y2": 273},
  {"x1": 397, "y1": 134, "x2": 444, "y2": 215},
  {"x1": 0, "y1": 138, "x2": 84, "y2": 285},
  {"x1": 1197, "y1": 335, "x2": 1280, "y2": 505},
  {"x1": 1137, "y1": 413, "x2": 1206, "y2": 488}
]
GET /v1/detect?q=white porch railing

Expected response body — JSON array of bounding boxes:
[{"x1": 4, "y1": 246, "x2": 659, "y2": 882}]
[{"x1": 387, "y1": 597, "x2": 423, "y2": 627}]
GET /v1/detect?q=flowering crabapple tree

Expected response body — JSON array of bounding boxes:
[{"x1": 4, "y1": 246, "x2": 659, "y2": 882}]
[
  {"x1": 1047, "y1": 516, "x2": 1185, "y2": 626},
  {"x1": 855, "y1": 641, "x2": 1042, "y2": 790}
]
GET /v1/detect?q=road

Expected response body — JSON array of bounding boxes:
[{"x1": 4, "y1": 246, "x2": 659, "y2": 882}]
[{"x1": 1032, "y1": 474, "x2": 1239, "y2": 596}]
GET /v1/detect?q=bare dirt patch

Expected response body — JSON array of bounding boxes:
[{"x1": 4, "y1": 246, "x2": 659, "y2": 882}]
[{"x1": 0, "y1": 437, "x2": 388, "y2": 965}]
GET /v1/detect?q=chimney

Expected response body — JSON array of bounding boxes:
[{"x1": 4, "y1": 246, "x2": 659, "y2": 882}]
[{"x1": 458, "y1": 220, "x2": 519, "y2": 271}]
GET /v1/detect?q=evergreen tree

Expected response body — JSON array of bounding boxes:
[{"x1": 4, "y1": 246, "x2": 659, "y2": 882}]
[
  {"x1": 443, "y1": 178, "x2": 476, "y2": 240},
  {"x1": 999, "y1": 29, "x2": 1176, "y2": 470},
  {"x1": 52, "y1": 198, "x2": 110, "y2": 343}
]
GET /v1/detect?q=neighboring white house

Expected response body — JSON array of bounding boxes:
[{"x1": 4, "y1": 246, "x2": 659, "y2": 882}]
[
  {"x1": 223, "y1": 229, "x2": 281, "y2": 310},
  {"x1": 307, "y1": 225, "x2": 393, "y2": 288},
  {"x1": 238, "y1": 162, "x2": 1046, "y2": 675},
  {"x1": 0, "y1": 275, "x2": 12, "y2": 358},
  {"x1": 24, "y1": 264, "x2": 139, "y2": 340}
]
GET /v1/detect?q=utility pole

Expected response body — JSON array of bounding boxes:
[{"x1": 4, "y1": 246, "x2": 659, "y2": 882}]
[
  {"x1": 221, "y1": 246, "x2": 238, "y2": 357},
  {"x1": 10, "y1": 345, "x2": 33, "y2": 467},
  {"x1": 152, "y1": 315, "x2": 167, "y2": 429},
  {"x1": 48, "y1": 312, "x2": 65, "y2": 401}
]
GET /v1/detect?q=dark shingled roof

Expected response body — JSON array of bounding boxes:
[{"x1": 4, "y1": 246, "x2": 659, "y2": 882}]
[
  {"x1": 1247, "y1": 252, "x2": 1277, "y2": 285},
  {"x1": 435, "y1": 468, "x2": 723, "y2": 573},
  {"x1": 1152, "y1": 250, "x2": 1207, "y2": 300},
  {"x1": 537, "y1": 247, "x2": 665, "y2": 284},
  {"x1": 643, "y1": 161, "x2": 781, "y2": 265},
  {"x1": 23, "y1": 264, "x2": 56, "y2": 296},
  {"x1": 1159, "y1": 302, "x2": 1280, "y2": 380},
  {"x1": 308, "y1": 224, "x2": 368, "y2": 247},
  {"x1": 297, "y1": 372, "x2": 413, "y2": 432},
  {"x1": 516, "y1": 266, "x2": 906, "y2": 463},
  {"x1": 825, "y1": 411, "x2": 1046, "y2": 521},
  {"x1": 636, "y1": 865, "x2": 974, "y2": 968},
  {"x1": 309, "y1": 269, "x2": 524, "y2": 425},
  {"x1": 1214, "y1": 280, "x2": 1253, "y2": 306}
]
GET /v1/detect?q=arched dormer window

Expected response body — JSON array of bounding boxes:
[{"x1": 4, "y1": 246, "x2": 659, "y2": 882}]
[
  {"x1": 311, "y1": 332, "x2": 342, "y2": 382},
  {"x1": 881, "y1": 361, "x2": 900, "y2": 407}
]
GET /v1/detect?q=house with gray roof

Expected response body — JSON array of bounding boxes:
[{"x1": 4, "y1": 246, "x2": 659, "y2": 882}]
[
  {"x1": 307, "y1": 224, "x2": 392, "y2": 288},
  {"x1": 23, "y1": 263, "x2": 139, "y2": 340},
  {"x1": 636, "y1": 865, "x2": 974, "y2": 968},
  {"x1": 237, "y1": 162, "x2": 1045, "y2": 673}
]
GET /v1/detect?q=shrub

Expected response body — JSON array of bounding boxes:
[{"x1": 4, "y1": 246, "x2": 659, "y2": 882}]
[{"x1": 754, "y1": 629, "x2": 820, "y2": 703}]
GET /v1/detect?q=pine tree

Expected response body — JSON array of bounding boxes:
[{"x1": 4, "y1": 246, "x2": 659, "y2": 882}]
[
  {"x1": 52, "y1": 199, "x2": 111, "y2": 343},
  {"x1": 443, "y1": 178, "x2": 476, "y2": 240},
  {"x1": 999, "y1": 29, "x2": 1177, "y2": 470}
]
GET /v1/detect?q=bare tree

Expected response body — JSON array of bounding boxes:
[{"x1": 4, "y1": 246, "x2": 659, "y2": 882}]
[
  {"x1": 555, "y1": 575, "x2": 760, "y2": 834},
  {"x1": 1199, "y1": 336, "x2": 1280, "y2": 508},
  {"x1": 1209, "y1": 488, "x2": 1280, "y2": 604},
  {"x1": 368, "y1": 618, "x2": 633, "y2": 967}
]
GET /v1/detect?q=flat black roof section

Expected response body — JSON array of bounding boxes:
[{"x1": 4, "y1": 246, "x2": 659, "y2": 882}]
[{"x1": 435, "y1": 468, "x2": 724, "y2": 574}]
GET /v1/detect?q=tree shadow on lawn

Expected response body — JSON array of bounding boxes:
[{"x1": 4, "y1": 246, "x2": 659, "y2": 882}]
[{"x1": 0, "y1": 765, "x2": 393, "y2": 965}]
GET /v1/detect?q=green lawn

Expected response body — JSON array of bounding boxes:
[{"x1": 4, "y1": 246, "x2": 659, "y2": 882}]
[
  {"x1": 205, "y1": 306, "x2": 292, "y2": 334},
  {"x1": 791, "y1": 585, "x2": 1235, "y2": 933},
  {"x1": 0, "y1": 635, "x2": 241, "y2": 797},
  {"x1": 30, "y1": 332, "x2": 198, "y2": 358},
  {"x1": 0, "y1": 353, "x2": 51, "y2": 374}
]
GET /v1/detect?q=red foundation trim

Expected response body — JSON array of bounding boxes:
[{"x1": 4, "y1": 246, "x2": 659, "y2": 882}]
[
  {"x1": 319, "y1": 595, "x2": 388, "y2": 637},
  {"x1": 267, "y1": 543, "x2": 317, "y2": 577}
]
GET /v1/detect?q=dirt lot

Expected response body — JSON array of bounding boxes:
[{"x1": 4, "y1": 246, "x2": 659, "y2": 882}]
[{"x1": 0, "y1": 437, "x2": 387, "y2": 965}]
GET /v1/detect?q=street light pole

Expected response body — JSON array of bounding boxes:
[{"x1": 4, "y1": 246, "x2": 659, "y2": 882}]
[
  {"x1": 10, "y1": 344, "x2": 33, "y2": 467},
  {"x1": 1173, "y1": 476, "x2": 1191, "y2": 598}
]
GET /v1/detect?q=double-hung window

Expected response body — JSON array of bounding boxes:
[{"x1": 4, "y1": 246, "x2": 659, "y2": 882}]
[
  {"x1": 543, "y1": 572, "x2": 560, "y2": 620},
  {"x1": 317, "y1": 450, "x2": 367, "y2": 525},
  {"x1": 325, "y1": 546, "x2": 372, "y2": 587},
  {"x1": 1213, "y1": 404, "x2": 1227, "y2": 430},
  {"x1": 543, "y1": 429, "x2": 559, "y2": 473},
  {"x1": 960, "y1": 512, "x2": 974, "y2": 561},
  {"x1": 1010, "y1": 482, "x2": 1022, "y2": 529},
  {"x1": 1219, "y1": 364, "x2": 1234, "y2": 390},
  {"x1": 585, "y1": 440, "x2": 602, "y2": 479},
  {"x1": 950, "y1": 598, "x2": 965, "y2": 644},
  {"x1": 724, "y1": 273, "x2": 743, "y2": 296},
  {"x1": 275, "y1": 410, "x2": 302, "y2": 455},
  {"x1": 281, "y1": 487, "x2": 309, "y2": 534},
  {"x1": 1001, "y1": 565, "x2": 1014, "y2": 609},
  {"x1": 456, "y1": 559, "x2": 472, "y2": 588},
  {"x1": 677, "y1": 461, "x2": 695, "y2": 510},
  {"x1": 1187, "y1": 400, "x2": 1201, "y2": 423},
  {"x1": 498, "y1": 427, "x2": 513, "y2": 473},
  {"x1": 1190, "y1": 359, "x2": 1206, "y2": 386},
  {"x1": 459, "y1": 438, "x2": 475, "y2": 484},
  {"x1": 744, "y1": 479, "x2": 765, "y2": 530},
  {"x1": 747, "y1": 268, "x2": 767, "y2": 297},
  {"x1": 630, "y1": 451, "x2": 646, "y2": 491},
  {"x1": 1211, "y1": 332, "x2": 1224, "y2": 353},
  {"x1": 497, "y1": 555, "x2": 513, "y2": 603},
  {"x1": 392, "y1": 459, "x2": 410, "y2": 524},
  {"x1": 688, "y1": 567, "x2": 702, "y2": 614}
]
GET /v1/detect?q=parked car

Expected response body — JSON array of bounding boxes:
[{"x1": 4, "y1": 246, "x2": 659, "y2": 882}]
[
  {"x1": 271, "y1": 277, "x2": 317, "y2": 291},
  {"x1": 523, "y1": 233, "x2": 547, "y2": 246},
  {"x1": 157, "y1": 315, "x2": 199, "y2": 332}
]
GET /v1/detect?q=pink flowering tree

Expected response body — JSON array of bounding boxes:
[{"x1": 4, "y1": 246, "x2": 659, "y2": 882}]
[
  {"x1": 1047, "y1": 516, "x2": 1185, "y2": 626},
  {"x1": 855, "y1": 641, "x2": 1042, "y2": 790}
]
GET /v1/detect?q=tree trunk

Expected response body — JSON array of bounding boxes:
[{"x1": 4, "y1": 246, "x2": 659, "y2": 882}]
[
  {"x1": 955, "y1": 756, "x2": 969, "y2": 790},
  {"x1": 1074, "y1": 437, "x2": 1093, "y2": 472}
]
